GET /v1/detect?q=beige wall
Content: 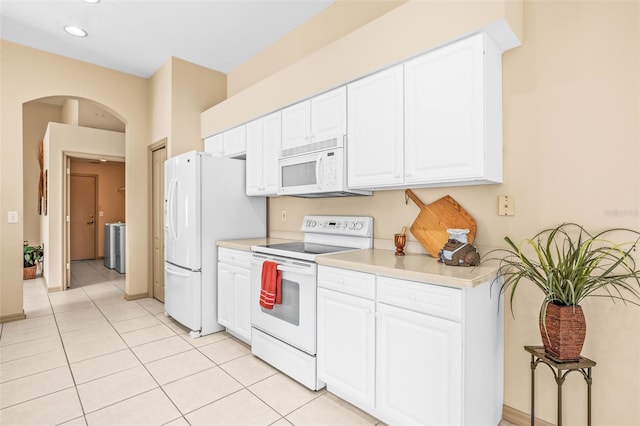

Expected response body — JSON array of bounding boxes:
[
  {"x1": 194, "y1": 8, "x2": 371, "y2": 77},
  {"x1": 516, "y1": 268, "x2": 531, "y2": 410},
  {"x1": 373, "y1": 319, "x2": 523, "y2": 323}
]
[
  {"x1": 205, "y1": 1, "x2": 640, "y2": 424},
  {"x1": 202, "y1": 1, "x2": 522, "y2": 137},
  {"x1": 1, "y1": 40, "x2": 150, "y2": 312},
  {"x1": 150, "y1": 60, "x2": 172, "y2": 149},
  {"x1": 227, "y1": 0, "x2": 406, "y2": 97},
  {"x1": 151, "y1": 57, "x2": 226, "y2": 158},
  {"x1": 170, "y1": 58, "x2": 226, "y2": 157},
  {"x1": 42, "y1": 123, "x2": 125, "y2": 291},
  {"x1": 70, "y1": 160, "x2": 126, "y2": 258},
  {"x1": 22, "y1": 102, "x2": 61, "y2": 246}
]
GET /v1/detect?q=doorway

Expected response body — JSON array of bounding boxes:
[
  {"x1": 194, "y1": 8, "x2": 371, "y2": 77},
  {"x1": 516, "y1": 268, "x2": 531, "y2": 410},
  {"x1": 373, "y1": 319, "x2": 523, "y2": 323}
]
[
  {"x1": 70, "y1": 174, "x2": 97, "y2": 260},
  {"x1": 151, "y1": 142, "x2": 166, "y2": 301}
]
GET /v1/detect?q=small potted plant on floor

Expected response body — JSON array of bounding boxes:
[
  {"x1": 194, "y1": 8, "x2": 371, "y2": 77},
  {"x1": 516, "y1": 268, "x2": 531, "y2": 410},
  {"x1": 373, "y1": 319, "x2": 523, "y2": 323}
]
[
  {"x1": 489, "y1": 223, "x2": 640, "y2": 360},
  {"x1": 23, "y1": 241, "x2": 43, "y2": 280}
]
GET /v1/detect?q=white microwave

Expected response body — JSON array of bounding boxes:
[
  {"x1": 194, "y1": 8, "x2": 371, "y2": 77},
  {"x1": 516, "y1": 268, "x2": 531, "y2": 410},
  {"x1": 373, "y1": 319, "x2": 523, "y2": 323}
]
[{"x1": 278, "y1": 148, "x2": 371, "y2": 198}]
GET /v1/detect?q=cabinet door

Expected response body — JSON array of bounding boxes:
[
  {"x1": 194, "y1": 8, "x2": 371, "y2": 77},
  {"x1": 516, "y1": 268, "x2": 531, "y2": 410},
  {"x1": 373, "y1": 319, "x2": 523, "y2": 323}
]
[
  {"x1": 311, "y1": 86, "x2": 346, "y2": 144},
  {"x1": 317, "y1": 288, "x2": 375, "y2": 409},
  {"x1": 261, "y1": 111, "x2": 281, "y2": 195},
  {"x1": 204, "y1": 134, "x2": 224, "y2": 157},
  {"x1": 404, "y1": 33, "x2": 485, "y2": 183},
  {"x1": 245, "y1": 119, "x2": 264, "y2": 196},
  {"x1": 217, "y1": 262, "x2": 234, "y2": 329},
  {"x1": 347, "y1": 65, "x2": 404, "y2": 188},
  {"x1": 223, "y1": 125, "x2": 247, "y2": 158},
  {"x1": 376, "y1": 302, "x2": 462, "y2": 426},
  {"x1": 233, "y1": 266, "x2": 252, "y2": 343},
  {"x1": 281, "y1": 100, "x2": 311, "y2": 152}
]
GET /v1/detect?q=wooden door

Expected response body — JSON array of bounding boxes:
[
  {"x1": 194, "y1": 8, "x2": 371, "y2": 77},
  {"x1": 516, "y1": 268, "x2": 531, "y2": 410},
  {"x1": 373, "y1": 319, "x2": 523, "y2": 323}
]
[
  {"x1": 70, "y1": 174, "x2": 97, "y2": 260},
  {"x1": 152, "y1": 146, "x2": 166, "y2": 301}
]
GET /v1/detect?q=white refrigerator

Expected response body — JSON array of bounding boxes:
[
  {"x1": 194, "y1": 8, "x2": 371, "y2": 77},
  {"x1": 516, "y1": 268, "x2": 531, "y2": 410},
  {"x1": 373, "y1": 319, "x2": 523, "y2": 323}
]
[{"x1": 164, "y1": 151, "x2": 266, "y2": 338}]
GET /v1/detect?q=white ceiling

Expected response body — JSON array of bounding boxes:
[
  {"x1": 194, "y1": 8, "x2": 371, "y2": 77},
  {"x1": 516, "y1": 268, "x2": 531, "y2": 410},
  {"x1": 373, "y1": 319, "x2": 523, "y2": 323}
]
[{"x1": 0, "y1": 0, "x2": 334, "y2": 78}]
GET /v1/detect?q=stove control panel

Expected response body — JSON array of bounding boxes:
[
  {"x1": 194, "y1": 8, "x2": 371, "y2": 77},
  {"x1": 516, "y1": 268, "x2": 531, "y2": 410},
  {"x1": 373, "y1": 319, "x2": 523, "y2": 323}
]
[{"x1": 301, "y1": 215, "x2": 373, "y2": 237}]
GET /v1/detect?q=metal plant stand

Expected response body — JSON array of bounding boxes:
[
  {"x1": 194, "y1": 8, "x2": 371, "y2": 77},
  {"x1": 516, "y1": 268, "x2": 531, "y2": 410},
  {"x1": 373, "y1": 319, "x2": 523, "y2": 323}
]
[{"x1": 525, "y1": 346, "x2": 596, "y2": 426}]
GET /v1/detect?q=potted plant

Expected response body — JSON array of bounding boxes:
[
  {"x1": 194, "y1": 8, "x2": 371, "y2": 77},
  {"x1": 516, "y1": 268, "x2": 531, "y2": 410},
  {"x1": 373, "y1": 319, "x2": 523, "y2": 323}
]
[
  {"x1": 489, "y1": 223, "x2": 640, "y2": 360},
  {"x1": 23, "y1": 241, "x2": 43, "y2": 280}
]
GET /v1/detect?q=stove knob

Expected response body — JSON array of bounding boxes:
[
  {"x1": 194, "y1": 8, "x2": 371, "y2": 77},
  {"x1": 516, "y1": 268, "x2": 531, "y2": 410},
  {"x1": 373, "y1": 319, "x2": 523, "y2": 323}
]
[
  {"x1": 311, "y1": 220, "x2": 317, "y2": 227},
  {"x1": 342, "y1": 222, "x2": 348, "y2": 229},
  {"x1": 355, "y1": 221, "x2": 363, "y2": 230},
  {"x1": 348, "y1": 222, "x2": 355, "y2": 230}
]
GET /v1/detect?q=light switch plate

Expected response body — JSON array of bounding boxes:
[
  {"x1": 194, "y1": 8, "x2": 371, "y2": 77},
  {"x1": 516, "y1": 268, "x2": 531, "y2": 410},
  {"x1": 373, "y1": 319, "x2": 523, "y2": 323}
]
[
  {"x1": 498, "y1": 195, "x2": 515, "y2": 216},
  {"x1": 8, "y1": 211, "x2": 18, "y2": 223}
]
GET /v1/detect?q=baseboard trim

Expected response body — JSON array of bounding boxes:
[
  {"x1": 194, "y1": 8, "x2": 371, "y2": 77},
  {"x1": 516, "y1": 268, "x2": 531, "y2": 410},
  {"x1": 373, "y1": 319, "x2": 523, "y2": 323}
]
[
  {"x1": 503, "y1": 404, "x2": 554, "y2": 426},
  {"x1": 124, "y1": 292, "x2": 149, "y2": 301},
  {"x1": 0, "y1": 310, "x2": 26, "y2": 323}
]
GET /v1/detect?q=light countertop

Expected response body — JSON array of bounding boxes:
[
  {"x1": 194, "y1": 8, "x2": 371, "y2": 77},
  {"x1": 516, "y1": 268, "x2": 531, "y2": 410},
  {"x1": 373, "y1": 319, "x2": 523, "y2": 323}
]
[
  {"x1": 316, "y1": 249, "x2": 499, "y2": 289},
  {"x1": 217, "y1": 239, "x2": 499, "y2": 289}
]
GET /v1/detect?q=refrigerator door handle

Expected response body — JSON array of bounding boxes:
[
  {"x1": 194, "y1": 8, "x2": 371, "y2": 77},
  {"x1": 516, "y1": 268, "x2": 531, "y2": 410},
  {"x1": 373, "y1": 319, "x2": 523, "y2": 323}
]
[
  {"x1": 165, "y1": 263, "x2": 190, "y2": 278},
  {"x1": 168, "y1": 178, "x2": 178, "y2": 242}
]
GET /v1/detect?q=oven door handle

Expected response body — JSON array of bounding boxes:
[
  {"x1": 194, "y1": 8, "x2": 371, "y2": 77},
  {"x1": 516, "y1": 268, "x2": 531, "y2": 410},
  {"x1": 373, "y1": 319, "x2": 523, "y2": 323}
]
[{"x1": 276, "y1": 264, "x2": 315, "y2": 276}]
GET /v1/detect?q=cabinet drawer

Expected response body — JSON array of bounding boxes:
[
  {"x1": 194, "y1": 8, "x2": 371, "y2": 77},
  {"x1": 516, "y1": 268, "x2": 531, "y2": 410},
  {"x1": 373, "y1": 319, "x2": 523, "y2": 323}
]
[
  {"x1": 217, "y1": 247, "x2": 251, "y2": 268},
  {"x1": 377, "y1": 276, "x2": 462, "y2": 322},
  {"x1": 318, "y1": 266, "x2": 375, "y2": 300}
]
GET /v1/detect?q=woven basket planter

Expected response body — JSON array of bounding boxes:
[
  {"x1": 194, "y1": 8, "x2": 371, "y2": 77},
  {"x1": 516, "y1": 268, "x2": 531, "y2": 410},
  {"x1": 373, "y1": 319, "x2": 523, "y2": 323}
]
[
  {"x1": 539, "y1": 303, "x2": 586, "y2": 361},
  {"x1": 23, "y1": 265, "x2": 37, "y2": 280}
]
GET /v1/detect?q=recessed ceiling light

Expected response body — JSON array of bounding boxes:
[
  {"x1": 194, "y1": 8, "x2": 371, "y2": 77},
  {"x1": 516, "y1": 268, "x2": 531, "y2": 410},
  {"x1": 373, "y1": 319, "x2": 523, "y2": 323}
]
[
  {"x1": 99, "y1": 159, "x2": 108, "y2": 162},
  {"x1": 64, "y1": 26, "x2": 88, "y2": 37},
  {"x1": 84, "y1": 0, "x2": 101, "y2": 3}
]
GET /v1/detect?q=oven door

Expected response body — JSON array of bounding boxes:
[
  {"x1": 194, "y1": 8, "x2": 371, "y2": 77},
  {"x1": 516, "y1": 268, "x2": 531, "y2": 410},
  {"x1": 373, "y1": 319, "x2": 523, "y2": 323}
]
[{"x1": 251, "y1": 253, "x2": 317, "y2": 355}]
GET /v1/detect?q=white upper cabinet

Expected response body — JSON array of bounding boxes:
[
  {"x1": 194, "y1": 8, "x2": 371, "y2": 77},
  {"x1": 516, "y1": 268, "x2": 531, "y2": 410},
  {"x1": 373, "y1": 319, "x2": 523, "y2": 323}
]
[
  {"x1": 404, "y1": 32, "x2": 502, "y2": 186},
  {"x1": 281, "y1": 86, "x2": 346, "y2": 155},
  {"x1": 347, "y1": 32, "x2": 503, "y2": 190},
  {"x1": 310, "y1": 86, "x2": 347, "y2": 144},
  {"x1": 204, "y1": 133, "x2": 224, "y2": 156},
  {"x1": 347, "y1": 65, "x2": 404, "y2": 188},
  {"x1": 281, "y1": 101, "x2": 311, "y2": 152},
  {"x1": 204, "y1": 125, "x2": 246, "y2": 159},
  {"x1": 246, "y1": 111, "x2": 281, "y2": 196}
]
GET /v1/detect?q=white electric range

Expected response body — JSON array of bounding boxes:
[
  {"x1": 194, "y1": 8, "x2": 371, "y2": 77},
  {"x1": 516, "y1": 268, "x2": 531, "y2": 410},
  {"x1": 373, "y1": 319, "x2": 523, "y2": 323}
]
[{"x1": 250, "y1": 215, "x2": 373, "y2": 390}]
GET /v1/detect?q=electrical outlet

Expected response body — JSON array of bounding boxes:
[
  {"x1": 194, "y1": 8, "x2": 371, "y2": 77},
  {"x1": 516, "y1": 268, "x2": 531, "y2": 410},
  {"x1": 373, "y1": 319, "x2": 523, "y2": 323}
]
[
  {"x1": 498, "y1": 195, "x2": 515, "y2": 216},
  {"x1": 281, "y1": 210, "x2": 287, "y2": 221}
]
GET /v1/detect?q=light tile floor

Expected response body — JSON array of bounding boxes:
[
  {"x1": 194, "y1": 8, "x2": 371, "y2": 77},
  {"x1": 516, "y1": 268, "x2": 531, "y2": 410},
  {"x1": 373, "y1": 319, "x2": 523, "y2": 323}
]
[
  {"x1": 1, "y1": 260, "x2": 515, "y2": 426},
  {"x1": 0, "y1": 260, "x2": 383, "y2": 426}
]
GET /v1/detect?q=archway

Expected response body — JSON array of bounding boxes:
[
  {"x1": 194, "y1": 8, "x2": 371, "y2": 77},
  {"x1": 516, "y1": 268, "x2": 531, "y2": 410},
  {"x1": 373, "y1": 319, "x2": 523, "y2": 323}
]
[{"x1": 22, "y1": 96, "x2": 127, "y2": 293}]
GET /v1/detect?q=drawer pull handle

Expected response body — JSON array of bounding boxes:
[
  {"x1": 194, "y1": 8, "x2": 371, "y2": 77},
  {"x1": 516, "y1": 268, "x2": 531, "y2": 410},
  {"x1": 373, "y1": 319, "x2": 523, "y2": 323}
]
[{"x1": 409, "y1": 294, "x2": 416, "y2": 301}]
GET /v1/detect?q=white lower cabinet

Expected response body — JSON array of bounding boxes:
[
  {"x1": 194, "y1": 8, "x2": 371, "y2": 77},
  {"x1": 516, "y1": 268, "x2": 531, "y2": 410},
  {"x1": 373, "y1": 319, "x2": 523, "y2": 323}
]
[
  {"x1": 317, "y1": 265, "x2": 503, "y2": 426},
  {"x1": 317, "y1": 287, "x2": 375, "y2": 408},
  {"x1": 376, "y1": 302, "x2": 462, "y2": 425},
  {"x1": 217, "y1": 248, "x2": 252, "y2": 344}
]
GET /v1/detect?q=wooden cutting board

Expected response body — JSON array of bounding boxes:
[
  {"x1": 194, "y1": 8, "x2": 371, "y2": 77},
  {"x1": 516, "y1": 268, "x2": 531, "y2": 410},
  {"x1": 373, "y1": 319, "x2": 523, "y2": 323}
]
[{"x1": 405, "y1": 189, "x2": 477, "y2": 258}]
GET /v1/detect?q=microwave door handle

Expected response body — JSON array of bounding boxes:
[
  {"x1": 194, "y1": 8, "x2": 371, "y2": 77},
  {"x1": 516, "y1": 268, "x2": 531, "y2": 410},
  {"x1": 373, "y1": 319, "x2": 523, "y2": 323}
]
[{"x1": 316, "y1": 154, "x2": 323, "y2": 190}]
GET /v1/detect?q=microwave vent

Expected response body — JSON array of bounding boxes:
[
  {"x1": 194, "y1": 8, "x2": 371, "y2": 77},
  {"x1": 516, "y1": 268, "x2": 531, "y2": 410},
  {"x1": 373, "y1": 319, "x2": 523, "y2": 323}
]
[{"x1": 281, "y1": 137, "x2": 339, "y2": 158}]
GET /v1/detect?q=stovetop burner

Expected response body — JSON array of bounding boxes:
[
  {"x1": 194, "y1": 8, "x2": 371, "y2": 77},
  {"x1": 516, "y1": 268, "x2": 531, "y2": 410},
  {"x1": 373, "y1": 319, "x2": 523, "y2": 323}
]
[
  {"x1": 262, "y1": 242, "x2": 356, "y2": 256},
  {"x1": 252, "y1": 215, "x2": 373, "y2": 262}
]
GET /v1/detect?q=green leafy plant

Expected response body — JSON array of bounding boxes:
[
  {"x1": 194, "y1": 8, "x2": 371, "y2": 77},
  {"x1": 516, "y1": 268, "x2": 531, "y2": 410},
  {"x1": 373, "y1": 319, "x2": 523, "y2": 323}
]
[
  {"x1": 23, "y1": 241, "x2": 43, "y2": 268},
  {"x1": 488, "y1": 223, "x2": 640, "y2": 325}
]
